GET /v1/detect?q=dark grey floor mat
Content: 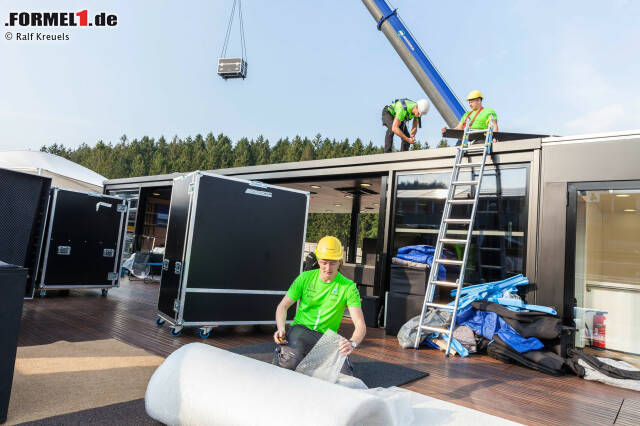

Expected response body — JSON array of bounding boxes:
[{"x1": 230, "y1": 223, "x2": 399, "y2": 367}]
[
  {"x1": 17, "y1": 399, "x2": 161, "y2": 426},
  {"x1": 229, "y1": 342, "x2": 428, "y2": 388}
]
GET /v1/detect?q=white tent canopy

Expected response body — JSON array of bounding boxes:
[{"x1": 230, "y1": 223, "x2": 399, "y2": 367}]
[{"x1": 0, "y1": 150, "x2": 106, "y2": 192}]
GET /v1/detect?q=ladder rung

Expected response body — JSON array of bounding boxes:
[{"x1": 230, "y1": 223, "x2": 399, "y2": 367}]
[
  {"x1": 436, "y1": 258, "x2": 463, "y2": 266},
  {"x1": 419, "y1": 325, "x2": 451, "y2": 335},
  {"x1": 479, "y1": 265, "x2": 505, "y2": 270},
  {"x1": 432, "y1": 280, "x2": 459, "y2": 288},
  {"x1": 452, "y1": 180, "x2": 479, "y2": 186},
  {"x1": 440, "y1": 238, "x2": 467, "y2": 245},
  {"x1": 448, "y1": 199, "x2": 475, "y2": 205},
  {"x1": 425, "y1": 302, "x2": 455, "y2": 310},
  {"x1": 444, "y1": 218, "x2": 471, "y2": 224},
  {"x1": 456, "y1": 162, "x2": 483, "y2": 168},
  {"x1": 462, "y1": 146, "x2": 486, "y2": 152}
]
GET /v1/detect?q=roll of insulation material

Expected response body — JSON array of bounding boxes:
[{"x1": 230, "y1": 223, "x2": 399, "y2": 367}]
[{"x1": 145, "y1": 343, "x2": 394, "y2": 426}]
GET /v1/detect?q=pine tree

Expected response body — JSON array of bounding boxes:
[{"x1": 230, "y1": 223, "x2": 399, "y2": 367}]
[
  {"x1": 352, "y1": 138, "x2": 364, "y2": 156},
  {"x1": 253, "y1": 135, "x2": 271, "y2": 165},
  {"x1": 233, "y1": 137, "x2": 254, "y2": 167},
  {"x1": 214, "y1": 134, "x2": 234, "y2": 169},
  {"x1": 270, "y1": 138, "x2": 291, "y2": 164}
]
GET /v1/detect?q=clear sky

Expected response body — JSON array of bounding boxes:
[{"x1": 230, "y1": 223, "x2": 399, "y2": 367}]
[{"x1": 1, "y1": 0, "x2": 639, "y2": 152}]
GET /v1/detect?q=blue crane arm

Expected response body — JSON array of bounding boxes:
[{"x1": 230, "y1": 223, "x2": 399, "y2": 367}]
[{"x1": 361, "y1": 0, "x2": 466, "y2": 127}]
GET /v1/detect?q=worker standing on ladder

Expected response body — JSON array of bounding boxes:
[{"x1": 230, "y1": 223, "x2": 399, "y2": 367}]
[
  {"x1": 442, "y1": 90, "x2": 498, "y2": 144},
  {"x1": 382, "y1": 98, "x2": 430, "y2": 153}
]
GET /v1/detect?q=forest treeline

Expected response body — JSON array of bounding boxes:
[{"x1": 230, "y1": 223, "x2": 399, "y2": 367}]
[
  {"x1": 40, "y1": 133, "x2": 447, "y2": 248},
  {"x1": 40, "y1": 133, "x2": 448, "y2": 179}
]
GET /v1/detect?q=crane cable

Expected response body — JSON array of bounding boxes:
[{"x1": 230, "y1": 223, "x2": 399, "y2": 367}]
[{"x1": 220, "y1": 0, "x2": 247, "y2": 62}]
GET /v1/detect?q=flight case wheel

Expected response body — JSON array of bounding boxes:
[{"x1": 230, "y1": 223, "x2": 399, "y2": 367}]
[
  {"x1": 156, "y1": 317, "x2": 166, "y2": 327},
  {"x1": 199, "y1": 328, "x2": 212, "y2": 339},
  {"x1": 101, "y1": 289, "x2": 109, "y2": 297},
  {"x1": 170, "y1": 327, "x2": 183, "y2": 337}
]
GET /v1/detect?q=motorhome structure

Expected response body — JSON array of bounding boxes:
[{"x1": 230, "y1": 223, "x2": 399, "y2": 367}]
[{"x1": 104, "y1": 130, "x2": 640, "y2": 360}]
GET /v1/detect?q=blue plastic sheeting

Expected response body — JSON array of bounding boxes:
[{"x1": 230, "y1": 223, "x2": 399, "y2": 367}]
[
  {"x1": 456, "y1": 309, "x2": 543, "y2": 353},
  {"x1": 487, "y1": 297, "x2": 558, "y2": 315},
  {"x1": 449, "y1": 274, "x2": 529, "y2": 314},
  {"x1": 424, "y1": 332, "x2": 470, "y2": 357},
  {"x1": 396, "y1": 245, "x2": 447, "y2": 281}
]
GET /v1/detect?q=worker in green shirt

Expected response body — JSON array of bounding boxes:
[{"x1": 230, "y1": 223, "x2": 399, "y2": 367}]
[
  {"x1": 442, "y1": 90, "x2": 498, "y2": 144},
  {"x1": 274, "y1": 236, "x2": 366, "y2": 371},
  {"x1": 382, "y1": 98, "x2": 430, "y2": 153}
]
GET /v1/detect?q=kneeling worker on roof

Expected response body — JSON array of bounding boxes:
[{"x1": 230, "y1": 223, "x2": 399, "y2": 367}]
[
  {"x1": 274, "y1": 236, "x2": 366, "y2": 371},
  {"x1": 382, "y1": 98, "x2": 430, "y2": 153},
  {"x1": 442, "y1": 90, "x2": 498, "y2": 143}
]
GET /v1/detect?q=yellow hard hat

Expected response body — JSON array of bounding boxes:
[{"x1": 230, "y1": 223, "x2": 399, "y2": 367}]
[
  {"x1": 315, "y1": 236, "x2": 344, "y2": 261},
  {"x1": 466, "y1": 90, "x2": 483, "y2": 100}
]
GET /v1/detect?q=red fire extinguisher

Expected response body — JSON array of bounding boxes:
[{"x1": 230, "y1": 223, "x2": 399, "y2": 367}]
[{"x1": 592, "y1": 312, "x2": 606, "y2": 349}]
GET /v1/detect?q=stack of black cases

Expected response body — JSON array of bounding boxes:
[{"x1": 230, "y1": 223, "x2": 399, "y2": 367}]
[
  {"x1": 157, "y1": 171, "x2": 309, "y2": 337},
  {"x1": 385, "y1": 263, "x2": 440, "y2": 336},
  {"x1": 36, "y1": 188, "x2": 128, "y2": 297},
  {"x1": 0, "y1": 168, "x2": 51, "y2": 298}
]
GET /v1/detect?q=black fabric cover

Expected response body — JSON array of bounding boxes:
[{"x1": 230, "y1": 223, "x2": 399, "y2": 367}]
[
  {"x1": 487, "y1": 335, "x2": 565, "y2": 376},
  {"x1": 389, "y1": 264, "x2": 434, "y2": 296},
  {"x1": 385, "y1": 292, "x2": 424, "y2": 336},
  {"x1": 565, "y1": 348, "x2": 640, "y2": 380},
  {"x1": 472, "y1": 300, "x2": 562, "y2": 339},
  {"x1": 0, "y1": 262, "x2": 27, "y2": 423},
  {"x1": 361, "y1": 295, "x2": 379, "y2": 328}
]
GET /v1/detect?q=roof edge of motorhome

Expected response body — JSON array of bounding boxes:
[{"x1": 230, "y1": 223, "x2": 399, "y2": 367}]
[
  {"x1": 104, "y1": 137, "x2": 541, "y2": 186},
  {"x1": 541, "y1": 129, "x2": 640, "y2": 145}
]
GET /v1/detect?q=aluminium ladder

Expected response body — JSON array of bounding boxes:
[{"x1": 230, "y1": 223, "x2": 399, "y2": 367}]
[{"x1": 413, "y1": 115, "x2": 496, "y2": 356}]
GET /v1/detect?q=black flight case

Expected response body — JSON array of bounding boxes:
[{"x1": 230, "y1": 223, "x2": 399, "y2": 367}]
[
  {"x1": 156, "y1": 171, "x2": 309, "y2": 338},
  {"x1": 35, "y1": 188, "x2": 128, "y2": 297},
  {"x1": 0, "y1": 168, "x2": 51, "y2": 299}
]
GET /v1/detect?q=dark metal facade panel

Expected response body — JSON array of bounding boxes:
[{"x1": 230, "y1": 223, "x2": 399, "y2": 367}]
[
  {"x1": 37, "y1": 189, "x2": 127, "y2": 288},
  {"x1": 536, "y1": 182, "x2": 567, "y2": 317}
]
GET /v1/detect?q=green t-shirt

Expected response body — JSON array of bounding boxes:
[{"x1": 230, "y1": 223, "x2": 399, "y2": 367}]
[
  {"x1": 459, "y1": 107, "x2": 497, "y2": 130},
  {"x1": 287, "y1": 269, "x2": 361, "y2": 333},
  {"x1": 387, "y1": 99, "x2": 417, "y2": 122}
]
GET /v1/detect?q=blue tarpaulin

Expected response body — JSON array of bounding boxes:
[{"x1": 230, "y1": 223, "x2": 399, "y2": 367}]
[
  {"x1": 396, "y1": 245, "x2": 447, "y2": 281},
  {"x1": 456, "y1": 308, "x2": 544, "y2": 353}
]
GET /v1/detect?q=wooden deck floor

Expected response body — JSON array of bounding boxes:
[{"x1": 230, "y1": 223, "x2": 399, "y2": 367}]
[{"x1": 18, "y1": 278, "x2": 639, "y2": 425}]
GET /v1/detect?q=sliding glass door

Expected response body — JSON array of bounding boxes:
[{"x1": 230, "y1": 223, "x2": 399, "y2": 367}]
[{"x1": 567, "y1": 181, "x2": 640, "y2": 365}]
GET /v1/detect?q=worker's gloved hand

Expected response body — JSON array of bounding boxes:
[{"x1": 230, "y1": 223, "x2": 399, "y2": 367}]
[
  {"x1": 273, "y1": 329, "x2": 287, "y2": 345},
  {"x1": 338, "y1": 337, "x2": 354, "y2": 356}
]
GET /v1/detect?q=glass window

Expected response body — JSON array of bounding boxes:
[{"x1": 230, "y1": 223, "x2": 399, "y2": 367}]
[
  {"x1": 573, "y1": 189, "x2": 640, "y2": 362},
  {"x1": 393, "y1": 166, "x2": 529, "y2": 286}
]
